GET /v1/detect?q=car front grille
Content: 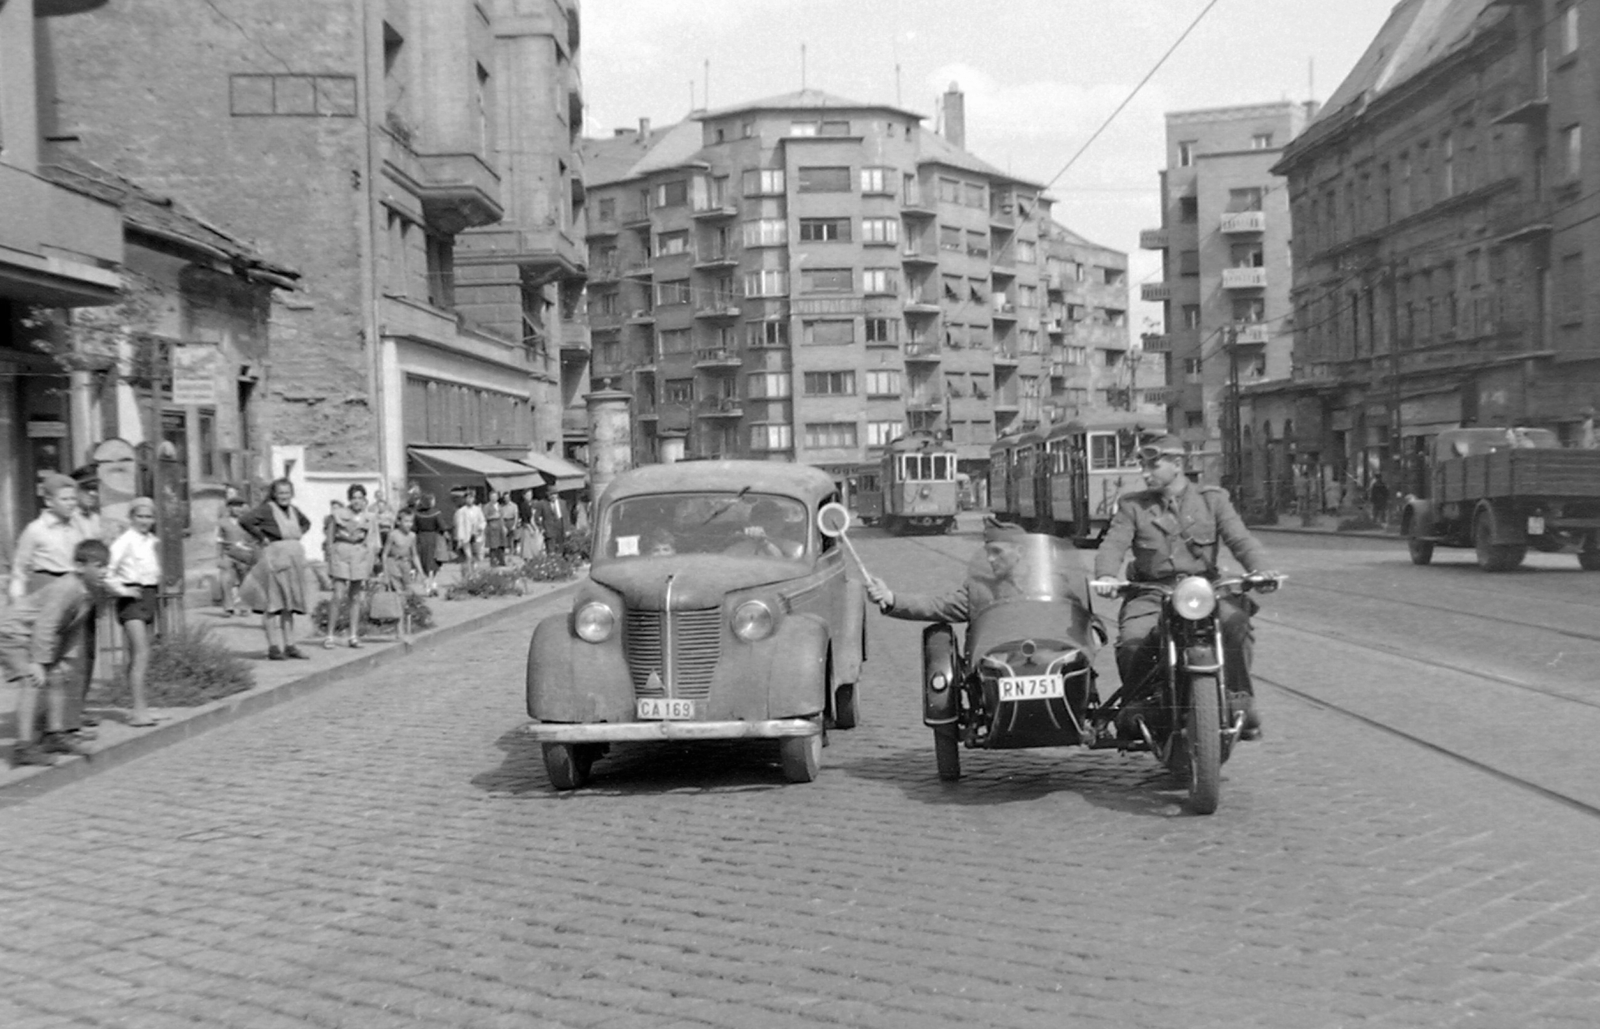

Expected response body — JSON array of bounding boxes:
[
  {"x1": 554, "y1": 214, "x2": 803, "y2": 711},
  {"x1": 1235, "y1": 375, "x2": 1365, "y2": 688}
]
[{"x1": 625, "y1": 607, "x2": 722, "y2": 699}]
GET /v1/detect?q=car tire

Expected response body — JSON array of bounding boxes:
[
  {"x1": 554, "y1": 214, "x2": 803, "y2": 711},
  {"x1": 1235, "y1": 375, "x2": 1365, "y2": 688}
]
[
  {"x1": 542, "y1": 743, "x2": 592, "y2": 791},
  {"x1": 779, "y1": 732, "x2": 821, "y2": 783},
  {"x1": 832, "y1": 682, "x2": 860, "y2": 730}
]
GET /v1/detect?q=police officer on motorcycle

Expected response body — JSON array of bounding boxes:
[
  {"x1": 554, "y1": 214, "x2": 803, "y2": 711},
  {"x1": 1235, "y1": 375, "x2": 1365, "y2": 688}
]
[{"x1": 1088, "y1": 435, "x2": 1275, "y2": 740}]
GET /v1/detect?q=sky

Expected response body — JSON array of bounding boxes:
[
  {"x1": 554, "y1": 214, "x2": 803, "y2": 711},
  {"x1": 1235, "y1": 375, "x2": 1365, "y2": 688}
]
[{"x1": 581, "y1": 0, "x2": 1404, "y2": 325}]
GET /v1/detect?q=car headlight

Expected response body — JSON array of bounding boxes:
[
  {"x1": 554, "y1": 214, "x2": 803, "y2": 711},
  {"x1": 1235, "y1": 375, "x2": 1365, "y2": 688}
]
[
  {"x1": 1172, "y1": 577, "x2": 1217, "y2": 621},
  {"x1": 574, "y1": 601, "x2": 616, "y2": 643},
  {"x1": 732, "y1": 600, "x2": 775, "y2": 641}
]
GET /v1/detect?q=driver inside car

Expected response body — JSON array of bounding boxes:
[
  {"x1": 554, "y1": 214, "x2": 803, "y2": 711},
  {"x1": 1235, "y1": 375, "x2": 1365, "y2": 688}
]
[
  {"x1": 865, "y1": 517, "x2": 1100, "y2": 650},
  {"x1": 1088, "y1": 434, "x2": 1276, "y2": 740}
]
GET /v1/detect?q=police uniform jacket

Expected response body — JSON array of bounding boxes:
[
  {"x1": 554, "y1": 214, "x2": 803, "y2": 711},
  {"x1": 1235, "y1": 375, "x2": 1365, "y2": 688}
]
[{"x1": 1092, "y1": 482, "x2": 1267, "y2": 581}]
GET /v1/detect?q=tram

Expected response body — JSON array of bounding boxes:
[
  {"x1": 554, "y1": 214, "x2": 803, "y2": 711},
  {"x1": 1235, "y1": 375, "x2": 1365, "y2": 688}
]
[
  {"x1": 826, "y1": 462, "x2": 884, "y2": 527},
  {"x1": 880, "y1": 431, "x2": 959, "y2": 534},
  {"x1": 989, "y1": 412, "x2": 1150, "y2": 544}
]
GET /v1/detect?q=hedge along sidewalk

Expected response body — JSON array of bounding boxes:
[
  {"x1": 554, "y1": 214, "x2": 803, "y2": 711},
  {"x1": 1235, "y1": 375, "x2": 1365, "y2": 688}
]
[{"x1": 0, "y1": 577, "x2": 583, "y2": 806}]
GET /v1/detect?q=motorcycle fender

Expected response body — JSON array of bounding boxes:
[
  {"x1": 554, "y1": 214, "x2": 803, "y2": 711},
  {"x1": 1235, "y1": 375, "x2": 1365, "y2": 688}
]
[
  {"x1": 921, "y1": 623, "x2": 961, "y2": 725},
  {"x1": 1183, "y1": 644, "x2": 1222, "y2": 677},
  {"x1": 525, "y1": 612, "x2": 634, "y2": 722}
]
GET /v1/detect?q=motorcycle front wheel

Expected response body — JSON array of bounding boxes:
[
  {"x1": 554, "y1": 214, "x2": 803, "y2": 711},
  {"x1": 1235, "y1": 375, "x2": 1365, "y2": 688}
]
[
  {"x1": 933, "y1": 724, "x2": 961, "y2": 781},
  {"x1": 1183, "y1": 673, "x2": 1223, "y2": 815}
]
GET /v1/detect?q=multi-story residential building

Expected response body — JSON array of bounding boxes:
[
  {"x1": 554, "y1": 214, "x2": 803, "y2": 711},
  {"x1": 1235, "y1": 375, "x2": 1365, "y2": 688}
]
[
  {"x1": 580, "y1": 85, "x2": 1137, "y2": 480},
  {"x1": 1141, "y1": 101, "x2": 1310, "y2": 491},
  {"x1": 1257, "y1": 0, "x2": 1600, "y2": 514},
  {"x1": 1, "y1": 0, "x2": 123, "y2": 573},
  {"x1": 43, "y1": 0, "x2": 584, "y2": 542},
  {"x1": 1043, "y1": 225, "x2": 1148, "y2": 421}
]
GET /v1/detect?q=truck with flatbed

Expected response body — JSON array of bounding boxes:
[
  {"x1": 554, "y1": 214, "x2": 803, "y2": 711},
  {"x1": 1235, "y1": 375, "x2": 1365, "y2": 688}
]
[{"x1": 1401, "y1": 427, "x2": 1600, "y2": 572}]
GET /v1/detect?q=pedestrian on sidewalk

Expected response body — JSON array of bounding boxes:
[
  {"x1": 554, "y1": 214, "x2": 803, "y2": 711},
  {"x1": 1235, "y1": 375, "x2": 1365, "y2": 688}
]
[
  {"x1": 484, "y1": 491, "x2": 509, "y2": 567},
  {"x1": 412, "y1": 493, "x2": 446, "y2": 597},
  {"x1": 1369, "y1": 473, "x2": 1389, "y2": 524},
  {"x1": 0, "y1": 538, "x2": 111, "y2": 767},
  {"x1": 381, "y1": 507, "x2": 424, "y2": 593},
  {"x1": 497, "y1": 492, "x2": 522, "y2": 561},
  {"x1": 105, "y1": 498, "x2": 163, "y2": 727},
  {"x1": 8, "y1": 472, "x2": 86, "y2": 602},
  {"x1": 217, "y1": 496, "x2": 254, "y2": 616},
  {"x1": 325, "y1": 484, "x2": 374, "y2": 650},
  {"x1": 238, "y1": 478, "x2": 314, "y2": 661},
  {"x1": 533, "y1": 488, "x2": 564, "y2": 556},
  {"x1": 453, "y1": 490, "x2": 486, "y2": 577}
]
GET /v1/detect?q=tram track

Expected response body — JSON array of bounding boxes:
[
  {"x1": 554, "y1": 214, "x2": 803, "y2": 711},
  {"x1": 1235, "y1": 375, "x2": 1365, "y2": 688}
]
[
  {"x1": 1287, "y1": 577, "x2": 1600, "y2": 646},
  {"x1": 878, "y1": 530, "x2": 1600, "y2": 819}
]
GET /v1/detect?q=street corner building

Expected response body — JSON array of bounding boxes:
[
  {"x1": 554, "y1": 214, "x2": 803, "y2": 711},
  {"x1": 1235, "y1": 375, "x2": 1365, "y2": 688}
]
[
  {"x1": 577, "y1": 83, "x2": 1158, "y2": 495},
  {"x1": 30, "y1": 0, "x2": 588, "y2": 558}
]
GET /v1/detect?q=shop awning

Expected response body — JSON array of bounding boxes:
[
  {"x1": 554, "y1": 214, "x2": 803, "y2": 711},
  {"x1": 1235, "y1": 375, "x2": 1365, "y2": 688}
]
[
  {"x1": 408, "y1": 447, "x2": 546, "y2": 493},
  {"x1": 519, "y1": 451, "x2": 588, "y2": 492}
]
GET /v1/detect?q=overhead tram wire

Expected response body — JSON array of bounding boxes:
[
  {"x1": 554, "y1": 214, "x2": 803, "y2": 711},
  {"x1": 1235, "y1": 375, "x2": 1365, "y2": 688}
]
[{"x1": 1043, "y1": 0, "x2": 1223, "y2": 191}]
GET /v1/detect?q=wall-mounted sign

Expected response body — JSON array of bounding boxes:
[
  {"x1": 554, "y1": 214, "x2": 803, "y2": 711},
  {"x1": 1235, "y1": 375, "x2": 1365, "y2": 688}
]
[
  {"x1": 171, "y1": 344, "x2": 220, "y2": 406},
  {"x1": 26, "y1": 421, "x2": 67, "y2": 439}
]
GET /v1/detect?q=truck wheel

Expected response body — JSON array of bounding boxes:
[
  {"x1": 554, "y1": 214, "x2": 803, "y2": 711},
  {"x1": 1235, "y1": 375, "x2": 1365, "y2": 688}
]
[
  {"x1": 1474, "y1": 519, "x2": 1524, "y2": 572},
  {"x1": 1407, "y1": 537, "x2": 1434, "y2": 565},
  {"x1": 934, "y1": 724, "x2": 961, "y2": 781}
]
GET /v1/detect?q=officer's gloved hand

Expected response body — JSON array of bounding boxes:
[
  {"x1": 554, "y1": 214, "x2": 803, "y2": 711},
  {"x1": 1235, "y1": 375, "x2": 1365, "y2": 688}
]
[
  {"x1": 864, "y1": 576, "x2": 894, "y2": 611},
  {"x1": 1089, "y1": 577, "x2": 1124, "y2": 599}
]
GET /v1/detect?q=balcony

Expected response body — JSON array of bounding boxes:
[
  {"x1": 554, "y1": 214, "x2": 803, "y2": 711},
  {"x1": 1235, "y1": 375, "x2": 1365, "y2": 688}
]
[
  {"x1": 1141, "y1": 282, "x2": 1172, "y2": 301},
  {"x1": 587, "y1": 261, "x2": 620, "y2": 284},
  {"x1": 697, "y1": 397, "x2": 744, "y2": 417},
  {"x1": 901, "y1": 194, "x2": 937, "y2": 219},
  {"x1": 1232, "y1": 322, "x2": 1271, "y2": 345},
  {"x1": 694, "y1": 299, "x2": 742, "y2": 319},
  {"x1": 562, "y1": 408, "x2": 588, "y2": 439},
  {"x1": 0, "y1": 164, "x2": 123, "y2": 306},
  {"x1": 1220, "y1": 210, "x2": 1266, "y2": 234},
  {"x1": 1049, "y1": 362, "x2": 1069, "y2": 379},
  {"x1": 626, "y1": 308, "x2": 656, "y2": 325},
  {"x1": 991, "y1": 300, "x2": 1018, "y2": 321},
  {"x1": 622, "y1": 208, "x2": 652, "y2": 230},
  {"x1": 693, "y1": 248, "x2": 739, "y2": 270},
  {"x1": 992, "y1": 347, "x2": 1019, "y2": 366},
  {"x1": 1044, "y1": 319, "x2": 1065, "y2": 336},
  {"x1": 991, "y1": 250, "x2": 1017, "y2": 274},
  {"x1": 691, "y1": 198, "x2": 739, "y2": 220},
  {"x1": 1141, "y1": 386, "x2": 1179, "y2": 406},
  {"x1": 907, "y1": 392, "x2": 944, "y2": 411},
  {"x1": 1492, "y1": 197, "x2": 1553, "y2": 243},
  {"x1": 1221, "y1": 266, "x2": 1267, "y2": 289},
  {"x1": 989, "y1": 201, "x2": 1018, "y2": 229},
  {"x1": 1493, "y1": 88, "x2": 1549, "y2": 126},
  {"x1": 904, "y1": 341, "x2": 942, "y2": 362},
  {"x1": 411, "y1": 152, "x2": 503, "y2": 234},
  {"x1": 623, "y1": 258, "x2": 653, "y2": 279},
  {"x1": 560, "y1": 317, "x2": 590, "y2": 358},
  {"x1": 904, "y1": 292, "x2": 941, "y2": 315},
  {"x1": 1139, "y1": 228, "x2": 1168, "y2": 250},
  {"x1": 900, "y1": 246, "x2": 939, "y2": 267},
  {"x1": 1140, "y1": 333, "x2": 1171, "y2": 354},
  {"x1": 457, "y1": 225, "x2": 585, "y2": 281},
  {"x1": 693, "y1": 346, "x2": 742, "y2": 368},
  {"x1": 586, "y1": 217, "x2": 620, "y2": 239}
]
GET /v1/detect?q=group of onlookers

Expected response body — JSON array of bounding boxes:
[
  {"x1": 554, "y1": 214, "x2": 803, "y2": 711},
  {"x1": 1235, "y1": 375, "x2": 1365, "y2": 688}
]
[{"x1": 0, "y1": 471, "x2": 165, "y2": 767}]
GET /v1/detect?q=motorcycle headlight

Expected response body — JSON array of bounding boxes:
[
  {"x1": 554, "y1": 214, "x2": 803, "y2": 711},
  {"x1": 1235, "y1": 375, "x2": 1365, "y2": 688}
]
[
  {"x1": 732, "y1": 600, "x2": 775, "y2": 641},
  {"x1": 574, "y1": 601, "x2": 616, "y2": 643},
  {"x1": 1172, "y1": 577, "x2": 1217, "y2": 621}
]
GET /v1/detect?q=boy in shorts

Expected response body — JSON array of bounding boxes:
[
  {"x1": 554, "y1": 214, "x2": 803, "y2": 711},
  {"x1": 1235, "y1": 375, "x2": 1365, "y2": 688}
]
[{"x1": 0, "y1": 539, "x2": 112, "y2": 767}]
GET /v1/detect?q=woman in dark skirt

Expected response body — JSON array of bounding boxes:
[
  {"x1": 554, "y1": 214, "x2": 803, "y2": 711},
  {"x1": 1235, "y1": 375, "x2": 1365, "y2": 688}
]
[
  {"x1": 238, "y1": 478, "x2": 314, "y2": 660},
  {"x1": 411, "y1": 493, "x2": 446, "y2": 597}
]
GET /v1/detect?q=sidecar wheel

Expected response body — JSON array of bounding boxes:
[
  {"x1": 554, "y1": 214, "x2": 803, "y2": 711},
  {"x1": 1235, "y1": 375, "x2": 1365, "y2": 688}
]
[
  {"x1": 1184, "y1": 673, "x2": 1222, "y2": 815},
  {"x1": 934, "y1": 725, "x2": 961, "y2": 781}
]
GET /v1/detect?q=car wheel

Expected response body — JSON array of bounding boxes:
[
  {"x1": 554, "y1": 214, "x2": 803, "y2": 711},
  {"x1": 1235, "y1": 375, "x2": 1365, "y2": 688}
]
[
  {"x1": 542, "y1": 743, "x2": 591, "y2": 791},
  {"x1": 832, "y1": 682, "x2": 860, "y2": 730},
  {"x1": 779, "y1": 732, "x2": 822, "y2": 783}
]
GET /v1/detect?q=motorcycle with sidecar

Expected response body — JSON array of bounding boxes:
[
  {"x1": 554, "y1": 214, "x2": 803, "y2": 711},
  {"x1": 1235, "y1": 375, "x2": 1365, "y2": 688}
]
[{"x1": 920, "y1": 532, "x2": 1280, "y2": 813}]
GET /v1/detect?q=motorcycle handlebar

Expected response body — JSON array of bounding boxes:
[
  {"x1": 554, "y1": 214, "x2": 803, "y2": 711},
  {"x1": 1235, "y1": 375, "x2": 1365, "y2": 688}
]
[{"x1": 1096, "y1": 572, "x2": 1286, "y2": 599}]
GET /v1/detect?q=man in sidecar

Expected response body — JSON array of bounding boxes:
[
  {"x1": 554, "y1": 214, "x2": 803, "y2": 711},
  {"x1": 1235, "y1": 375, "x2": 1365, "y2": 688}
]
[
  {"x1": 864, "y1": 516, "x2": 1102, "y2": 646},
  {"x1": 1088, "y1": 435, "x2": 1276, "y2": 739}
]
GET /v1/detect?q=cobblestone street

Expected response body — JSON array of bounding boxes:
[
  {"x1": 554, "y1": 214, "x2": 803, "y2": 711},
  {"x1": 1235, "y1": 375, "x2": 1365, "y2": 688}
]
[{"x1": 0, "y1": 529, "x2": 1597, "y2": 1027}]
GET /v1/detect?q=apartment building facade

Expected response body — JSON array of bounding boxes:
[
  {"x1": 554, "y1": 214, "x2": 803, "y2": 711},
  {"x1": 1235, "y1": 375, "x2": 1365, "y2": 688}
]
[
  {"x1": 1, "y1": 0, "x2": 123, "y2": 572},
  {"x1": 1261, "y1": 0, "x2": 1600, "y2": 511},
  {"x1": 1141, "y1": 101, "x2": 1309, "y2": 492},
  {"x1": 43, "y1": 0, "x2": 584, "y2": 538},
  {"x1": 580, "y1": 86, "x2": 1138, "y2": 477}
]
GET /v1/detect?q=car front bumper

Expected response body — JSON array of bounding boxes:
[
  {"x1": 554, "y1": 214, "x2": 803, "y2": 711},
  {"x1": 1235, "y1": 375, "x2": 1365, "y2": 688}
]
[{"x1": 521, "y1": 717, "x2": 820, "y2": 743}]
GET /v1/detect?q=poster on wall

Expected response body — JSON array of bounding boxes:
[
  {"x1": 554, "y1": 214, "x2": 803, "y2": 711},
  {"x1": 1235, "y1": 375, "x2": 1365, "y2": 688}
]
[{"x1": 171, "y1": 344, "x2": 219, "y2": 407}]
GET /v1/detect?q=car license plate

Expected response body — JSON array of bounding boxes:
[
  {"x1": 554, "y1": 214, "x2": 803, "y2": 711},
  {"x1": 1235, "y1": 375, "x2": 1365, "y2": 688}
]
[
  {"x1": 997, "y1": 675, "x2": 1063, "y2": 701},
  {"x1": 637, "y1": 698, "x2": 696, "y2": 720}
]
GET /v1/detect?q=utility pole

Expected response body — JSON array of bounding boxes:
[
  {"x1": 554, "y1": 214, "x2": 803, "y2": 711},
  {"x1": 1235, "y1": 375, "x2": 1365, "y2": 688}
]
[
  {"x1": 1226, "y1": 325, "x2": 1241, "y2": 496},
  {"x1": 1385, "y1": 262, "x2": 1403, "y2": 494}
]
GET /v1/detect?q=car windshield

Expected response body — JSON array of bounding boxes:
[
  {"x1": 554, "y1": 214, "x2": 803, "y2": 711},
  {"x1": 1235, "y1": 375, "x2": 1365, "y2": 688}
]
[
  {"x1": 598, "y1": 492, "x2": 809, "y2": 561},
  {"x1": 963, "y1": 533, "x2": 1086, "y2": 620}
]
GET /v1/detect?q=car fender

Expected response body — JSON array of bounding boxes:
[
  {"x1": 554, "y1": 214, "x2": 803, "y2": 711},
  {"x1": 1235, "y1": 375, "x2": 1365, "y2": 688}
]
[
  {"x1": 761, "y1": 612, "x2": 829, "y2": 719},
  {"x1": 525, "y1": 611, "x2": 634, "y2": 723}
]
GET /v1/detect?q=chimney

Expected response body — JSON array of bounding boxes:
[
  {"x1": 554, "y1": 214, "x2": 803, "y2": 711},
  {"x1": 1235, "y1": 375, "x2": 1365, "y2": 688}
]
[
  {"x1": 942, "y1": 82, "x2": 965, "y2": 149},
  {"x1": 1302, "y1": 99, "x2": 1321, "y2": 122},
  {"x1": 639, "y1": 117, "x2": 651, "y2": 139}
]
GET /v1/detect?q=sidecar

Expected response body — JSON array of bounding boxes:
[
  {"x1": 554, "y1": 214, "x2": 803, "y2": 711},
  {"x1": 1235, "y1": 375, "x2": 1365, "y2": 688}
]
[{"x1": 920, "y1": 533, "x2": 1105, "y2": 781}]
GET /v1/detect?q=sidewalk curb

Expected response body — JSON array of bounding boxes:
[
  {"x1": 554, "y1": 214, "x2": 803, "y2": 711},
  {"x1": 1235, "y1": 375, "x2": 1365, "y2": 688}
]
[
  {"x1": 1253, "y1": 526, "x2": 1402, "y2": 542},
  {"x1": 0, "y1": 580, "x2": 583, "y2": 808}
]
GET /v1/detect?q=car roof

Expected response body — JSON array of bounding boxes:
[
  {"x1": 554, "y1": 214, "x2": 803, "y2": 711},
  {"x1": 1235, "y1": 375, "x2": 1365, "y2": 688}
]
[{"x1": 599, "y1": 460, "x2": 838, "y2": 505}]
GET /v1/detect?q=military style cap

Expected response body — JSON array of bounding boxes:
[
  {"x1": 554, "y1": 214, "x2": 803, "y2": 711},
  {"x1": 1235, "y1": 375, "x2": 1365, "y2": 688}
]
[
  {"x1": 1136, "y1": 434, "x2": 1186, "y2": 460},
  {"x1": 982, "y1": 515, "x2": 1029, "y2": 543}
]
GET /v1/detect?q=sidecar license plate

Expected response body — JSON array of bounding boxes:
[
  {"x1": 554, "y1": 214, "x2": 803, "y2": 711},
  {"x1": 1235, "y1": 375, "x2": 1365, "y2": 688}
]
[
  {"x1": 637, "y1": 698, "x2": 696, "y2": 720},
  {"x1": 998, "y1": 675, "x2": 1063, "y2": 701}
]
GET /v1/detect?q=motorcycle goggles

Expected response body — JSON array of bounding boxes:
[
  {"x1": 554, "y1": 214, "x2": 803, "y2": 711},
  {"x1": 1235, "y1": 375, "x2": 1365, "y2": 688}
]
[{"x1": 1136, "y1": 444, "x2": 1184, "y2": 467}]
